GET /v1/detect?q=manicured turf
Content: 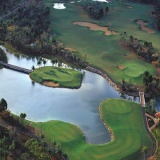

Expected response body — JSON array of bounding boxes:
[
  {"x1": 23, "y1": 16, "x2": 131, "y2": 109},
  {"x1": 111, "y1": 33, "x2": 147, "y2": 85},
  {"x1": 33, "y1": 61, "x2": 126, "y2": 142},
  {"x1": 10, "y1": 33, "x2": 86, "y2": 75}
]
[
  {"x1": 45, "y1": 0, "x2": 157, "y2": 85},
  {"x1": 30, "y1": 66, "x2": 82, "y2": 88},
  {"x1": 32, "y1": 99, "x2": 154, "y2": 160}
]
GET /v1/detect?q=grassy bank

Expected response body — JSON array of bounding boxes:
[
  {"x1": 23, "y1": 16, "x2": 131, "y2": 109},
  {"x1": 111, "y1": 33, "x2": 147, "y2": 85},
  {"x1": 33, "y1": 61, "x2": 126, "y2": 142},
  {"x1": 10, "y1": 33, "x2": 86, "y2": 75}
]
[
  {"x1": 32, "y1": 99, "x2": 154, "y2": 160},
  {"x1": 45, "y1": 0, "x2": 157, "y2": 85},
  {"x1": 30, "y1": 66, "x2": 83, "y2": 88}
]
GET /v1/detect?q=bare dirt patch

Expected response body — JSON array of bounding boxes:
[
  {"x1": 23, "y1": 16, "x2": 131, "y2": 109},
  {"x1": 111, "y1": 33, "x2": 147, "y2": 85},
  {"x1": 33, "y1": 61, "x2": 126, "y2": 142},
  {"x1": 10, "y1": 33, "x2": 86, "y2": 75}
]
[
  {"x1": 73, "y1": 22, "x2": 117, "y2": 36},
  {"x1": 117, "y1": 65, "x2": 125, "y2": 70},
  {"x1": 136, "y1": 20, "x2": 155, "y2": 34},
  {"x1": 43, "y1": 81, "x2": 59, "y2": 87},
  {"x1": 65, "y1": 47, "x2": 76, "y2": 52}
]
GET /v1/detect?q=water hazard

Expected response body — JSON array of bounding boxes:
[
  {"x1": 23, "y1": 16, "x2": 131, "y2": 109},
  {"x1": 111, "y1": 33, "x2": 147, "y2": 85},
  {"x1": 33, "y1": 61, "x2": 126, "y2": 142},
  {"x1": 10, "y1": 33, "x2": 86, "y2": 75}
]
[{"x1": 0, "y1": 46, "x2": 122, "y2": 144}]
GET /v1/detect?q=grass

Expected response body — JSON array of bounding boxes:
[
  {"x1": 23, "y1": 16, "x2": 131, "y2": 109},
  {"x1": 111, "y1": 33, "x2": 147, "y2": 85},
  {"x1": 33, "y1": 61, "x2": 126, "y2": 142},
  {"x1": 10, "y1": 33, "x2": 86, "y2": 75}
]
[
  {"x1": 44, "y1": 0, "x2": 157, "y2": 85},
  {"x1": 32, "y1": 99, "x2": 154, "y2": 160},
  {"x1": 30, "y1": 66, "x2": 82, "y2": 88}
]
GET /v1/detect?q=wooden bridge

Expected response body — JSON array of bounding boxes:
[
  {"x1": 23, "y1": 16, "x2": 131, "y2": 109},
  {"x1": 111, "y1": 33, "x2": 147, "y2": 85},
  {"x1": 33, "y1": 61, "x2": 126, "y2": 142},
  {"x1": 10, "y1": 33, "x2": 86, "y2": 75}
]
[
  {"x1": 139, "y1": 92, "x2": 145, "y2": 107},
  {"x1": 0, "y1": 61, "x2": 31, "y2": 74}
]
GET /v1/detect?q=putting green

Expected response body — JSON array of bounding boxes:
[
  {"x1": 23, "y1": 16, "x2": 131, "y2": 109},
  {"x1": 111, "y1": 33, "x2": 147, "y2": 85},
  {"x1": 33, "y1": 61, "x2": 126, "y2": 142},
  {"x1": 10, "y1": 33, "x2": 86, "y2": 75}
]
[
  {"x1": 30, "y1": 66, "x2": 82, "y2": 88},
  {"x1": 124, "y1": 65, "x2": 145, "y2": 77}
]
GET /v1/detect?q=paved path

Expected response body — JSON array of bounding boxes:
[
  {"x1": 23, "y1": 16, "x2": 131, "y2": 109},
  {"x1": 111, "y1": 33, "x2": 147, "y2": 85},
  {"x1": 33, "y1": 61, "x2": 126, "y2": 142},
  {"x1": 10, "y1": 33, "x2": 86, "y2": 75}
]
[
  {"x1": 139, "y1": 92, "x2": 146, "y2": 107},
  {"x1": 145, "y1": 113, "x2": 159, "y2": 131}
]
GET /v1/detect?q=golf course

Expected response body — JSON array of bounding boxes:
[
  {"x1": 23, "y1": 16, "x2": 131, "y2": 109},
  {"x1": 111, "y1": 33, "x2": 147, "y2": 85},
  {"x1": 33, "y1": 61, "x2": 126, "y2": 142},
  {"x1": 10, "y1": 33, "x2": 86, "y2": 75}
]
[
  {"x1": 30, "y1": 66, "x2": 83, "y2": 88},
  {"x1": 45, "y1": 0, "x2": 158, "y2": 85},
  {"x1": 32, "y1": 99, "x2": 154, "y2": 160},
  {"x1": 30, "y1": 0, "x2": 158, "y2": 159},
  {"x1": 0, "y1": 0, "x2": 158, "y2": 159}
]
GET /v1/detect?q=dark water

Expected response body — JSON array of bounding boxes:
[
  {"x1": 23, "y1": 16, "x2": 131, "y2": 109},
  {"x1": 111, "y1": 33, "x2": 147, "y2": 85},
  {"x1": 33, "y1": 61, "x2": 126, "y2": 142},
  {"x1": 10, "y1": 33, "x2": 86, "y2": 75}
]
[{"x1": 0, "y1": 46, "x2": 122, "y2": 144}]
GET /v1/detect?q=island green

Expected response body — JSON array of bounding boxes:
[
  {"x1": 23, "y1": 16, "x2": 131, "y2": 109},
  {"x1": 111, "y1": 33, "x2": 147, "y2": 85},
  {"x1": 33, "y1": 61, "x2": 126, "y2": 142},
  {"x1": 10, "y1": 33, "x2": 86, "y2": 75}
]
[{"x1": 30, "y1": 66, "x2": 83, "y2": 88}]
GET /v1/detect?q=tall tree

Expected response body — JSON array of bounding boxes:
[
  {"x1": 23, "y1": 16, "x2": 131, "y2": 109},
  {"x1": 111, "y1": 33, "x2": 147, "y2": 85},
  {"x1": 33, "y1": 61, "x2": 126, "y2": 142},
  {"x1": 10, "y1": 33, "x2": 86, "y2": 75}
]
[{"x1": 0, "y1": 98, "x2": 7, "y2": 112}]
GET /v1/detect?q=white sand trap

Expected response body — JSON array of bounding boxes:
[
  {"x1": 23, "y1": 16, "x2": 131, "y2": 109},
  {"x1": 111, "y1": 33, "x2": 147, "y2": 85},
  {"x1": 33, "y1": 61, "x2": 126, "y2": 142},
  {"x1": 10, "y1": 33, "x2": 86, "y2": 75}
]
[
  {"x1": 126, "y1": 5, "x2": 132, "y2": 8},
  {"x1": 93, "y1": 0, "x2": 109, "y2": 2},
  {"x1": 73, "y1": 22, "x2": 117, "y2": 36},
  {"x1": 53, "y1": 3, "x2": 66, "y2": 9}
]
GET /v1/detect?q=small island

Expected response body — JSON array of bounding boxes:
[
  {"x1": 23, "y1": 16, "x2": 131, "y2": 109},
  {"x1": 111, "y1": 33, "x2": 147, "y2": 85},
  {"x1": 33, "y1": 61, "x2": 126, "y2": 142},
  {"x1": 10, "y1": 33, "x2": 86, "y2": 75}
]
[{"x1": 30, "y1": 66, "x2": 83, "y2": 88}]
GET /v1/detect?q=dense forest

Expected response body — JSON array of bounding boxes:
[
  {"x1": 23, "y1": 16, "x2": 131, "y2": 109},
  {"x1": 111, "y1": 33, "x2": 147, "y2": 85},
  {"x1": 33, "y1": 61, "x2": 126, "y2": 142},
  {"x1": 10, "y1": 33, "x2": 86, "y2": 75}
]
[
  {"x1": 0, "y1": 0, "x2": 87, "y2": 68},
  {"x1": 0, "y1": 98, "x2": 69, "y2": 160},
  {"x1": 81, "y1": 1, "x2": 109, "y2": 20}
]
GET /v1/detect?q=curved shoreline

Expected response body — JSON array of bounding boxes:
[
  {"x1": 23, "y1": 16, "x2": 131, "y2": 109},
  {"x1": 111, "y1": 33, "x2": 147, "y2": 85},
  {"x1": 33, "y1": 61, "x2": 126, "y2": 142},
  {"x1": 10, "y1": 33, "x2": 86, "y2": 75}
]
[
  {"x1": 86, "y1": 65, "x2": 121, "y2": 93},
  {"x1": 99, "y1": 100, "x2": 114, "y2": 143}
]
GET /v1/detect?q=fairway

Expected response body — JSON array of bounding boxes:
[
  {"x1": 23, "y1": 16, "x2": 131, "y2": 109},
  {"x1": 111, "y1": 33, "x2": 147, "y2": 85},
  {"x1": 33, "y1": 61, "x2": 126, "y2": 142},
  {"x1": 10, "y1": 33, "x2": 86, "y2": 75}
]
[
  {"x1": 45, "y1": 0, "x2": 157, "y2": 85},
  {"x1": 33, "y1": 99, "x2": 154, "y2": 160},
  {"x1": 30, "y1": 66, "x2": 82, "y2": 88}
]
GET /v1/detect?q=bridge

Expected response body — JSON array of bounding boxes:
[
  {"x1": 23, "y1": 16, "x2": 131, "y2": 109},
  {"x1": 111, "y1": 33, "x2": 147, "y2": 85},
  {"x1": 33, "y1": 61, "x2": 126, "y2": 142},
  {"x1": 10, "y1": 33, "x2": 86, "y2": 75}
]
[
  {"x1": 0, "y1": 61, "x2": 32, "y2": 74},
  {"x1": 139, "y1": 92, "x2": 145, "y2": 107}
]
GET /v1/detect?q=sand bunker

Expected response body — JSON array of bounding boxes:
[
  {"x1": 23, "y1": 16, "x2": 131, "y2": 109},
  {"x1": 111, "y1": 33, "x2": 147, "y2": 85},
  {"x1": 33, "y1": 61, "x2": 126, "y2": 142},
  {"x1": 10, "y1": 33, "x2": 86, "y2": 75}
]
[
  {"x1": 126, "y1": 5, "x2": 132, "y2": 8},
  {"x1": 117, "y1": 65, "x2": 125, "y2": 70},
  {"x1": 93, "y1": 0, "x2": 109, "y2": 3},
  {"x1": 136, "y1": 20, "x2": 154, "y2": 34},
  {"x1": 65, "y1": 47, "x2": 76, "y2": 52},
  {"x1": 53, "y1": 3, "x2": 66, "y2": 9},
  {"x1": 73, "y1": 22, "x2": 117, "y2": 36},
  {"x1": 43, "y1": 81, "x2": 59, "y2": 87}
]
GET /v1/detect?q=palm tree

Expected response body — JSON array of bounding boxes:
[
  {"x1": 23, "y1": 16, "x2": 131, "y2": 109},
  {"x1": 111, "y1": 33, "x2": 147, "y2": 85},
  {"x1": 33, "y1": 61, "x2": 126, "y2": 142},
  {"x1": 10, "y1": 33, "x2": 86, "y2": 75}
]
[
  {"x1": 51, "y1": 59, "x2": 55, "y2": 66},
  {"x1": 0, "y1": 98, "x2": 7, "y2": 112},
  {"x1": 42, "y1": 59, "x2": 46, "y2": 66},
  {"x1": 37, "y1": 60, "x2": 41, "y2": 68},
  {"x1": 32, "y1": 65, "x2": 35, "y2": 71},
  {"x1": 52, "y1": 140, "x2": 57, "y2": 154},
  {"x1": 63, "y1": 153, "x2": 68, "y2": 160},
  {"x1": 141, "y1": 145, "x2": 148, "y2": 160}
]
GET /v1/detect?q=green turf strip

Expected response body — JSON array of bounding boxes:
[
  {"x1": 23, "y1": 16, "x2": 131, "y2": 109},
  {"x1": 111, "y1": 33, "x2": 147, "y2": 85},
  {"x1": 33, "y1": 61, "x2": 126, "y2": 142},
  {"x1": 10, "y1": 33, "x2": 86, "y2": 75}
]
[
  {"x1": 30, "y1": 66, "x2": 82, "y2": 88},
  {"x1": 32, "y1": 99, "x2": 153, "y2": 160}
]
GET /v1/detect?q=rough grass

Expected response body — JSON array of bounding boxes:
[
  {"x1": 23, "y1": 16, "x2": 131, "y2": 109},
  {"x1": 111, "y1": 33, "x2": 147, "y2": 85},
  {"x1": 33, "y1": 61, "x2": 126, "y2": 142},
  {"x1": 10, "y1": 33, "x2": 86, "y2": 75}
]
[
  {"x1": 32, "y1": 99, "x2": 154, "y2": 160},
  {"x1": 45, "y1": 0, "x2": 157, "y2": 85},
  {"x1": 30, "y1": 66, "x2": 82, "y2": 88}
]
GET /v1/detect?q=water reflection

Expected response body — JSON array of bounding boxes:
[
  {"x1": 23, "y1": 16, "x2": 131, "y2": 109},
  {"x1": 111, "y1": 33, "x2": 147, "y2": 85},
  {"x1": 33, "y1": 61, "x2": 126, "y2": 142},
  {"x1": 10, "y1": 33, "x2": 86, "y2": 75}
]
[{"x1": 0, "y1": 46, "x2": 138, "y2": 144}]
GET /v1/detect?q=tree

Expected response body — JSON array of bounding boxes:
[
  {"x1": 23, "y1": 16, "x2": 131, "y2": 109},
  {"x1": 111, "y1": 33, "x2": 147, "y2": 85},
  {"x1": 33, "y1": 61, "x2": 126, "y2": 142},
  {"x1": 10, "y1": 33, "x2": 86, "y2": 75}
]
[
  {"x1": 141, "y1": 145, "x2": 148, "y2": 160},
  {"x1": 51, "y1": 59, "x2": 55, "y2": 66},
  {"x1": 19, "y1": 113, "x2": 26, "y2": 127},
  {"x1": 20, "y1": 113, "x2": 26, "y2": 119},
  {"x1": 0, "y1": 98, "x2": 7, "y2": 113},
  {"x1": 105, "y1": 7, "x2": 109, "y2": 13},
  {"x1": 37, "y1": 59, "x2": 42, "y2": 68},
  {"x1": 42, "y1": 59, "x2": 46, "y2": 66},
  {"x1": 32, "y1": 65, "x2": 35, "y2": 71}
]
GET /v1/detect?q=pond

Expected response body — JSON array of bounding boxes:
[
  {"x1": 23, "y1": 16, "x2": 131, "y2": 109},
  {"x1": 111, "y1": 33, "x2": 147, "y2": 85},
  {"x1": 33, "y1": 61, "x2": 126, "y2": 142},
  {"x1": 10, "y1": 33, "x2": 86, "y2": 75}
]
[{"x1": 0, "y1": 46, "x2": 135, "y2": 144}]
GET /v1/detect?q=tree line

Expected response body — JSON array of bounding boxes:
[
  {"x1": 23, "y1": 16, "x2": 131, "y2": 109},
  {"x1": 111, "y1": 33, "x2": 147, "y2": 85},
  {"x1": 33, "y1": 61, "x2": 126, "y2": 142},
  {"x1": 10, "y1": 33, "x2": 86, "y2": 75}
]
[
  {"x1": 0, "y1": 0, "x2": 87, "y2": 68},
  {"x1": 120, "y1": 32, "x2": 159, "y2": 65},
  {"x1": 81, "y1": 1, "x2": 109, "y2": 20},
  {"x1": 0, "y1": 98, "x2": 69, "y2": 160},
  {"x1": 120, "y1": 32, "x2": 160, "y2": 95}
]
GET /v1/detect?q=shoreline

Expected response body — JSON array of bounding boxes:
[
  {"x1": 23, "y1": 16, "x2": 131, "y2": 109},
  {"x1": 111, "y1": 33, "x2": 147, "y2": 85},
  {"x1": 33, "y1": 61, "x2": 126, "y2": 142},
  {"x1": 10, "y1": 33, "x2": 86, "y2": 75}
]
[
  {"x1": 99, "y1": 100, "x2": 114, "y2": 143},
  {"x1": 86, "y1": 65, "x2": 121, "y2": 93}
]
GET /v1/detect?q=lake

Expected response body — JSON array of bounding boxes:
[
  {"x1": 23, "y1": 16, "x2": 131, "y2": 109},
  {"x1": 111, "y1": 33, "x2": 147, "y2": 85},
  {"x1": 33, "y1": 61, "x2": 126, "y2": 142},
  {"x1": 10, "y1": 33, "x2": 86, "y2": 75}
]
[{"x1": 0, "y1": 46, "x2": 134, "y2": 144}]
